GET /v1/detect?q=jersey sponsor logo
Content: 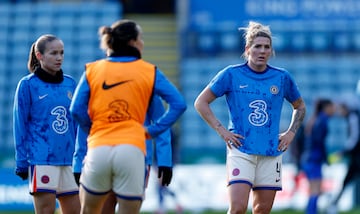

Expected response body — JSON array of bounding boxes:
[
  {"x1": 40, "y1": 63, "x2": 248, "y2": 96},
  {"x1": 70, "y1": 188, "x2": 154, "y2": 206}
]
[
  {"x1": 108, "y1": 100, "x2": 131, "y2": 122},
  {"x1": 270, "y1": 85, "x2": 279, "y2": 94},
  {"x1": 102, "y1": 80, "x2": 132, "y2": 90},
  {"x1": 248, "y1": 100, "x2": 268, "y2": 126},
  {"x1": 38, "y1": 94, "x2": 48, "y2": 99},
  {"x1": 51, "y1": 106, "x2": 69, "y2": 134}
]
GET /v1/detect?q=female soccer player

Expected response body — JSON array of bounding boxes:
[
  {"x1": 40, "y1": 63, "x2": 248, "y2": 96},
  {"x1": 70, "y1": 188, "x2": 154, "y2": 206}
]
[
  {"x1": 70, "y1": 19, "x2": 186, "y2": 214},
  {"x1": 72, "y1": 95, "x2": 174, "y2": 214},
  {"x1": 194, "y1": 21, "x2": 306, "y2": 214},
  {"x1": 13, "y1": 34, "x2": 80, "y2": 214},
  {"x1": 301, "y1": 98, "x2": 335, "y2": 214}
]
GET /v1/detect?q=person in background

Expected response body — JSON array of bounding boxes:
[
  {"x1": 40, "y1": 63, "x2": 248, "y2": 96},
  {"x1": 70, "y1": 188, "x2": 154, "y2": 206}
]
[
  {"x1": 154, "y1": 129, "x2": 183, "y2": 214},
  {"x1": 301, "y1": 98, "x2": 336, "y2": 214},
  {"x1": 288, "y1": 123, "x2": 305, "y2": 196},
  {"x1": 194, "y1": 21, "x2": 306, "y2": 214},
  {"x1": 72, "y1": 95, "x2": 174, "y2": 214},
  {"x1": 13, "y1": 34, "x2": 80, "y2": 214},
  {"x1": 326, "y1": 97, "x2": 360, "y2": 214},
  {"x1": 70, "y1": 19, "x2": 186, "y2": 214}
]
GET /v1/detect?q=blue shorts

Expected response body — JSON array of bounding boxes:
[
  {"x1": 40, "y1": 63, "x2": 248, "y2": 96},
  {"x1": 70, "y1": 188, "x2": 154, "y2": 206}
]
[{"x1": 302, "y1": 161, "x2": 322, "y2": 180}]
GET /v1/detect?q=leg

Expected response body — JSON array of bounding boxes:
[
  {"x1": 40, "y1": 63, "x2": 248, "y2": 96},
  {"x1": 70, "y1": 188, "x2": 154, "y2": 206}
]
[
  {"x1": 250, "y1": 154, "x2": 281, "y2": 214},
  {"x1": 306, "y1": 179, "x2": 322, "y2": 214},
  {"x1": 117, "y1": 197, "x2": 142, "y2": 214},
  {"x1": 157, "y1": 184, "x2": 166, "y2": 214},
  {"x1": 332, "y1": 162, "x2": 358, "y2": 205},
  {"x1": 111, "y1": 145, "x2": 145, "y2": 214},
  {"x1": 33, "y1": 192, "x2": 57, "y2": 214},
  {"x1": 102, "y1": 191, "x2": 117, "y2": 214},
  {"x1": 79, "y1": 186, "x2": 108, "y2": 214},
  {"x1": 227, "y1": 183, "x2": 251, "y2": 214},
  {"x1": 58, "y1": 194, "x2": 81, "y2": 214},
  {"x1": 252, "y1": 190, "x2": 276, "y2": 214}
]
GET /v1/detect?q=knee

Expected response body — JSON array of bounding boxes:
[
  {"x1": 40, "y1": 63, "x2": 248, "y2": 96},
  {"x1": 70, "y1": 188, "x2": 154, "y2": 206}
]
[
  {"x1": 228, "y1": 203, "x2": 248, "y2": 214},
  {"x1": 252, "y1": 203, "x2": 273, "y2": 214}
]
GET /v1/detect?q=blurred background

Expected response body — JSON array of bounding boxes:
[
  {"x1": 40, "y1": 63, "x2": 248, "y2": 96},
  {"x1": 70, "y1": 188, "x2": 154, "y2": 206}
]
[{"x1": 0, "y1": 0, "x2": 360, "y2": 213}]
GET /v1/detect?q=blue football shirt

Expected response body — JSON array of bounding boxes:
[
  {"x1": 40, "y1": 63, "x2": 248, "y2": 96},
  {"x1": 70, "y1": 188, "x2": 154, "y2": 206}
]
[
  {"x1": 209, "y1": 63, "x2": 301, "y2": 156},
  {"x1": 13, "y1": 73, "x2": 77, "y2": 168}
]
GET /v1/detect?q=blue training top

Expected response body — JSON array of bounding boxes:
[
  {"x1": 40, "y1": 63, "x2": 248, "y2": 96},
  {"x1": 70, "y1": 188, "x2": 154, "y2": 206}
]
[
  {"x1": 13, "y1": 72, "x2": 77, "y2": 168},
  {"x1": 209, "y1": 63, "x2": 301, "y2": 156}
]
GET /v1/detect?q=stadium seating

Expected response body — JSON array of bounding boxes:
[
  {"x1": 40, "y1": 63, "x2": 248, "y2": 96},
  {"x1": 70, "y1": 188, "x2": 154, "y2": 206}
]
[{"x1": 0, "y1": 1, "x2": 122, "y2": 167}]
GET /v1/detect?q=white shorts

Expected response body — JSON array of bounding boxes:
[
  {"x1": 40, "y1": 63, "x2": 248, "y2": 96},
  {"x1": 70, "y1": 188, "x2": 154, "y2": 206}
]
[
  {"x1": 80, "y1": 145, "x2": 145, "y2": 200},
  {"x1": 29, "y1": 165, "x2": 79, "y2": 197},
  {"x1": 226, "y1": 148, "x2": 282, "y2": 190}
]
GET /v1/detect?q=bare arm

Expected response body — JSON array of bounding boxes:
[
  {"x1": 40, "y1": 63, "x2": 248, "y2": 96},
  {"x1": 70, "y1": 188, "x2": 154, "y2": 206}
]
[
  {"x1": 288, "y1": 98, "x2": 306, "y2": 134},
  {"x1": 194, "y1": 87, "x2": 243, "y2": 148},
  {"x1": 278, "y1": 97, "x2": 306, "y2": 151}
]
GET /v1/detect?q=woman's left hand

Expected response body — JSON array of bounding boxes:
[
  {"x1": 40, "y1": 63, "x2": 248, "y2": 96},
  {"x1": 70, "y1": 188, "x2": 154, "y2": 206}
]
[{"x1": 278, "y1": 131, "x2": 295, "y2": 152}]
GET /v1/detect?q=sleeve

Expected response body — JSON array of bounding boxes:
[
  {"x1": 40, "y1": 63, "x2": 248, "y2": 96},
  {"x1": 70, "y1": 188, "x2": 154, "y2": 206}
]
[
  {"x1": 146, "y1": 95, "x2": 172, "y2": 167},
  {"x1": 284, "y1": 72, "x2": 301, "y2": 103},
  {"x1": 146, "y1": 69, "x2": 187, "y2": 137},
  {"x1": 208, "y1": 67, "x2": 232, "y2": 97},
  {"x1": 70, "y1": 72, "x2": 92, "y2": 134},
  {"x1": 155, "y1": 129, "x2": 172, "y2": 167},
  {"x1": 13, "y1": 79, "x2": 30, "y2": 168},
  {"x1": 145, "y1": 138, "x2": 154, "y2": 166},
  {"x1": 72, "y1": 127, "x2": 88, "y2": 173}
]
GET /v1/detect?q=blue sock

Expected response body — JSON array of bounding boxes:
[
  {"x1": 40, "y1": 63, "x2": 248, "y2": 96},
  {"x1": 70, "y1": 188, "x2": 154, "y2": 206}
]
[{"x1": 306, "y1": 195, "x2": 319, "y2": 214}]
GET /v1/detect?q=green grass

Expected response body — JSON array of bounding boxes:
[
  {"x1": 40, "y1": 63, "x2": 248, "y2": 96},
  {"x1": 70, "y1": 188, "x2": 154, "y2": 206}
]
[
  {"x1": 142, "y1": 209, "x2": 360, "y2": 214},
  {"x1": 1, "y1": 209, "x2": 360, "y2": 214}
]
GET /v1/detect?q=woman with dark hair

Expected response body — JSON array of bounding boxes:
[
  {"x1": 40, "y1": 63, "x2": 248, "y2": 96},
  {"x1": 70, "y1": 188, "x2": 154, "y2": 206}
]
[
  {"x1": 13, "y1": 34, "x2": 80, "y2": 214},
  {"x1": 70, "y1": 19, "x2": 186, "y2": 214},
  {"x1": 327, "y1": 97, "x2": 360, "y2": 214},
  {"x1": 301, "y1": 98, "x2": 336, "y2": 214}
]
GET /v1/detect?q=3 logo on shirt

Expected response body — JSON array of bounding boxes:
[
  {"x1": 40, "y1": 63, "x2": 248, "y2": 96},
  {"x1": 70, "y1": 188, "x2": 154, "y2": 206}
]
[{"x1": 248, "y1": 100, "x2": 268, "y2": 126}]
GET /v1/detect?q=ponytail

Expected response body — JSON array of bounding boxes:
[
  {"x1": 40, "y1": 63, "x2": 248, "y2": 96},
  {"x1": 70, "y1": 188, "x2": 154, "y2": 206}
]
[{"x1": 27, "y1": 42, "x2": 39, "y2": 73}]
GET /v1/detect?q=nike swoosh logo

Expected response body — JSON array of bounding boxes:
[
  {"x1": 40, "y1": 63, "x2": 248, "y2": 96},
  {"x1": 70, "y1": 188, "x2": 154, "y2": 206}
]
[
  {"x1": 39, "y1": 94, "x2": 48, "y2": 99},
  {"x1": 102, "y1": 80, "x2": 132, "y2": 90},
  {"x1": 239, "y1": 85, "x2": 248, "y2": 89}
]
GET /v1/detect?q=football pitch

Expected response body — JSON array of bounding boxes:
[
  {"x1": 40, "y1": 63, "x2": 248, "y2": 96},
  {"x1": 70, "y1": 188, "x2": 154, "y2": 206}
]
[{"x1": 1, "y1": 209, "x2": 360, "y2": 214}]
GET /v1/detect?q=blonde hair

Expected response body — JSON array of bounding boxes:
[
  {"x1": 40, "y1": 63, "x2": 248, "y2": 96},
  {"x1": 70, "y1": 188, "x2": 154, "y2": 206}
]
[{"x1": 239, "y1": 21, "x2": 273, "y2": 59}]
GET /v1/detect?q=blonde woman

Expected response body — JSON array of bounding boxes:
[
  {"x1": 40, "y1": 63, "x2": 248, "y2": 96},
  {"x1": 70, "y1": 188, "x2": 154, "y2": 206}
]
[{"x1": 194, "y1": 21, "x2": 306, "y2": 214}]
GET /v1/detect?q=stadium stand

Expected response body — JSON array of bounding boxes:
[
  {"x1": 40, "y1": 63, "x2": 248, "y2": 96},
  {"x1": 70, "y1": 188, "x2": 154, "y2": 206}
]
[{"x1": 0, "y1": 1, "x2": 122, "y2": 167}]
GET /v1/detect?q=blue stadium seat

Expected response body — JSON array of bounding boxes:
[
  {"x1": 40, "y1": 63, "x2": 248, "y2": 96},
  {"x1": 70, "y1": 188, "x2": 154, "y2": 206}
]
[
  {"x1": 310, "y1": 32, "x2": 330, "y2": 52},
  {"x1": 196, "y1": 30, "x2": 218, "y2": 55},
  {"x1": 333, "y1": 33, "x2": 350, "y2": 52},
  {"x1": 290, "y1": 32, "x2": 308, "y2": 52},
  {"x1": 353, "y1": 32, "x2": 360, "y2": 51},
  {"x1": 218, "y1": 27, "x2": 240, "y2": 53},
  {"x1": 0, "y1": 1, "x2": 123, "y2": 153},
  {"x1": 14, "y1": 2, "x2": 32, "y2": 15},
  {"x1": 273, "y1": 31, "x2": 289, "y2": 52}
]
